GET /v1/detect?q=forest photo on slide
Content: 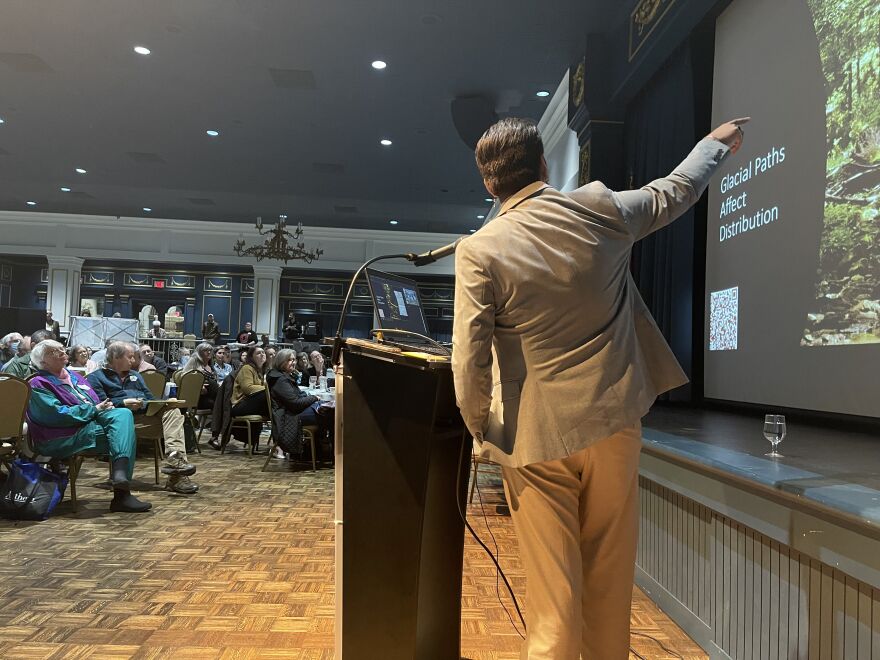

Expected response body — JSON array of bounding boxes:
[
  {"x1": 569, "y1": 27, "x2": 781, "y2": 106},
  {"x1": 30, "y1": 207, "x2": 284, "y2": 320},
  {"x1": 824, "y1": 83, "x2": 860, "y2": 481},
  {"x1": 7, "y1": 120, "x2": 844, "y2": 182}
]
[{"x1": 803, "y1": 0, "x2": 880, "y2": 346}]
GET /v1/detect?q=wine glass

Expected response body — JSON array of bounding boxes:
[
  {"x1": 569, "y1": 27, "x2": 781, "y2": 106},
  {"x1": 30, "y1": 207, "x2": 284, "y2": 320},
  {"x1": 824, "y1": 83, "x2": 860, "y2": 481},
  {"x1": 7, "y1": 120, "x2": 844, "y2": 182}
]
[
  {"x1": 763, "y1": 414, "x2": 786, "y2": 457},
  {"x1": 309, "y1": 375, "x2": 317, "y2": 390}
]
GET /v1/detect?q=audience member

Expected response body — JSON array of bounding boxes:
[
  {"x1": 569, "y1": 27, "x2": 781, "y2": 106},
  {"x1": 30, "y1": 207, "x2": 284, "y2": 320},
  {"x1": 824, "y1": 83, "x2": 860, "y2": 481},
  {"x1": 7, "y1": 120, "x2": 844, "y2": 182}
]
[
  {"x1": 295, "y1": 352, "x2": 311, "y2": 386},
  {"x1": 147, "y1": 320, "x2": 167, "y2": 339},
  {"x1": 201, "y1": 313, "x2": 221, "y2": 345},
  {"x1": 80, "y1": 308, "x2": 92, "y2": 317},
  {"x1": 87, "y1": 339, "x2": 113, "y2": 374},
  {"x1": 139, "y1": 344, "x2": 169, "y2": 376},
  {"x1": 213, "y1": 346, "x2": 233, "y2": 382},
  {"x1": 88, "y1": 342, "x2": 199, "y2": 494},
  {"x1": 26, "y1": 340, "x2": 151, "y2": 512},
  {"x1": 308, "y1": 349, "x2": 330, "y2": 379},
  {"x1": 236, "y1": 322, "x2": 257, "y2": 346},
  {"x1": 3, "y1": 329, "x2": 54, "y2": 378},
  {"x1": 45, "y1": 311, "x2": 61, "y2": 338},
  {"x1": 177, "y1": 343, "x2": 218, "y2": 407},
  {"x1": 66, "y1": 344, "x2": 90, "y2": 369},
  {"x1": 282, "y1": 312, "x2": 302, "y2": 342},
  {"x1": 175, "y1": 347, "x2": 192, "y2": 368},
  {"x1": 266, "y1": 349, "x2": 321, "y2": 459},
  {"x1": 230, "y1": 345, "x2": 269, "y2": 428},
  {"x1": 0, "y1": 332, "x2": 23, "y2": 367},
  {"x1": 264, "y1": 345, "x2": 277, "y2": 365}
]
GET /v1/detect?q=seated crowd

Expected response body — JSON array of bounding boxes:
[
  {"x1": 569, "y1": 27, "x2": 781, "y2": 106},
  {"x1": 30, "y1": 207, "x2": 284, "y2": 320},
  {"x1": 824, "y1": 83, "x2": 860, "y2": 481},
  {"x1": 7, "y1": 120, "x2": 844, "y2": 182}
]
[{"x1": 2, "y1": 320, "x2": 334, "y2": 514}]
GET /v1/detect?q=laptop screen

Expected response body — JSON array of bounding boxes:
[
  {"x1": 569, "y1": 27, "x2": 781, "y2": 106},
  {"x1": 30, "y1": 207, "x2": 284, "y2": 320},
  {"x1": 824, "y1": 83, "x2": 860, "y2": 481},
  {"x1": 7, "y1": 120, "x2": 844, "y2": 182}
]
[{"x1": 365, "y1": 268, "x2": 430, "y2": 337}]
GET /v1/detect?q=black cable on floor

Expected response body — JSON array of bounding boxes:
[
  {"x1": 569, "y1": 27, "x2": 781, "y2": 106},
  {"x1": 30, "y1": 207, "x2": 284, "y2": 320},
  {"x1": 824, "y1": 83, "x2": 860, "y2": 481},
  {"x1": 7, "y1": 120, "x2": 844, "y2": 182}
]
[
  {"x1": 473, "y1": 462, "x2": 525, "y2": 639},
  {"x1": 455, "y1": 435, "x2": 527, "y2": 638}
]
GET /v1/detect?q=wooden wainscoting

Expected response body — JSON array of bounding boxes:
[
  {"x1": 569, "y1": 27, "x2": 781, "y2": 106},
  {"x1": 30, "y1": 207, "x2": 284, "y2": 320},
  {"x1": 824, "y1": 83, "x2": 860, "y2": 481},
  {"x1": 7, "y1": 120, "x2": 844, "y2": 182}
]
[{"x1": 637, "y1": 476, "x2": 880, "y2": 658}]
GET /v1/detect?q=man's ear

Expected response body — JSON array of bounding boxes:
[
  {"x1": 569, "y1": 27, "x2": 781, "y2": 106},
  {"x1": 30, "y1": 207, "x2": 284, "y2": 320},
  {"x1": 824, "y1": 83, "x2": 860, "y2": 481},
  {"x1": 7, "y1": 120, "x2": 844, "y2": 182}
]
[
  {"x1": 483, "y1": 179, "x2": 497, "y2": 199},
  {"x1": 540, "y1": 155, "x2": 549, "y2": 183}
]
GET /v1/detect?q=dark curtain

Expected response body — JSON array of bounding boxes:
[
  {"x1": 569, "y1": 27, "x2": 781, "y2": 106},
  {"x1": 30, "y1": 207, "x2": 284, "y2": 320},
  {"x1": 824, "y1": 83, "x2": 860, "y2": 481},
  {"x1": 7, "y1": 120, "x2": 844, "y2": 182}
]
[{"x1": 625, "y1": 37, "x2": 711, "y2": 401}]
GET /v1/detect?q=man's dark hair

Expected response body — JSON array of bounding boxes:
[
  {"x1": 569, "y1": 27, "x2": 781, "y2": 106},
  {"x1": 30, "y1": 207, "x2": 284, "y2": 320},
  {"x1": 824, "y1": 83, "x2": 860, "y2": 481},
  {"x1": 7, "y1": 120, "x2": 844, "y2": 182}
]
[
  {"x1": 30, "y1": 329, "x2": 55, "y2": 345},
  {"x1": 475, "y1": 118, "x2": 544, "y2": 199}
]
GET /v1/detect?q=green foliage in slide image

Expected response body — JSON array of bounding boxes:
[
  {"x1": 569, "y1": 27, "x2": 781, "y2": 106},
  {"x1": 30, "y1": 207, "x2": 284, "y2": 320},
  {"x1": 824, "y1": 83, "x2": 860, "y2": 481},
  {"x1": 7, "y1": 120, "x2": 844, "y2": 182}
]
[{"x1": 803, "y1": 0, "x2": 880, "y2": 346}]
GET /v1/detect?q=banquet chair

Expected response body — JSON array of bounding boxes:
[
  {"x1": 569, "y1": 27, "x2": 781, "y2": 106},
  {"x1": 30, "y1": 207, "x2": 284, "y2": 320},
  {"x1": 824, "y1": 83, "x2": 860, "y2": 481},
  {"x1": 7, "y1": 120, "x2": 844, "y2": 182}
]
[
  {"x1": 142, "y1": 370, "x2": 166, "y2": 398},
  {"x1": 0, "y1": 374, "x2": 29, "y2": 470},
  {"x1": 176, "y1": 370, "x2": 204, "y2": 454},
  {"x1": 225, "y1": 384, "x2": 272, "y2": 457}
]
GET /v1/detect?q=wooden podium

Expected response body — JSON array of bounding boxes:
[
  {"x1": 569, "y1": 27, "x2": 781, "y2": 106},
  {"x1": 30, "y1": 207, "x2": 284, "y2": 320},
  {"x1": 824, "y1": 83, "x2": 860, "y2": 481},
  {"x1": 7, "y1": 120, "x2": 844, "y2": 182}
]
[{"x1": 334, "y1": 339, "x2": 469, "y2": 660}]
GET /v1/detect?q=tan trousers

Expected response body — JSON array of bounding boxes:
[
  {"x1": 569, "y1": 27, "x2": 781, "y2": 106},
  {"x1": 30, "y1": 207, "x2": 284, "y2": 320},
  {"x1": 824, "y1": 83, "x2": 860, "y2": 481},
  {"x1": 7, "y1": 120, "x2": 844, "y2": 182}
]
[
  {"x1": 501, "y1": 424, "x2": 642, "y2": 660},
  {"x1": 139, "y1": 408, "x2": 187, "y2": 459}
]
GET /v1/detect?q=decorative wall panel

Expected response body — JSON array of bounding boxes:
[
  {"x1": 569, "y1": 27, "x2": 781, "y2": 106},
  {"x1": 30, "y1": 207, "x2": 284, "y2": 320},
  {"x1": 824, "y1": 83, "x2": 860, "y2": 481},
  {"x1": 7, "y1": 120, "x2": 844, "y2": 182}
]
[
  {"x1": 629, "y1": 0, "x2": 677, "y2": 60},
  {"x1": 201, "y1": 295, "x2": 232, "y2": 334},
  {"x1": 204, "y1": 276, "x2": 232, "y2": 292},
  {"x1": 82, "y1": 271, "x2": 114, "y2": 286},
  {"x1": 637, "y1": 477, "x2": 880, "y2": 658}
]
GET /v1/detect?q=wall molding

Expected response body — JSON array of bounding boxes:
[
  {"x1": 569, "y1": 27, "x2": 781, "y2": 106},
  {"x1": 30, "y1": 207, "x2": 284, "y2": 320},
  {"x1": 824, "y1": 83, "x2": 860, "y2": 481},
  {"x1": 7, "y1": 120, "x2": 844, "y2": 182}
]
[{"x1": 0, "y1": 211, "x2": 462, "y2": 275}]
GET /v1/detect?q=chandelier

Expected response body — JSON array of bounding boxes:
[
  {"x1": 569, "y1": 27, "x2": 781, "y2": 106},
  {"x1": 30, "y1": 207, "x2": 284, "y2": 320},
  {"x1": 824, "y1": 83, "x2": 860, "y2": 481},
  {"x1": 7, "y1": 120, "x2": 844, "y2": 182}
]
[{"x1": 233, "y1": 215, "x2": 323, "y2": 264}]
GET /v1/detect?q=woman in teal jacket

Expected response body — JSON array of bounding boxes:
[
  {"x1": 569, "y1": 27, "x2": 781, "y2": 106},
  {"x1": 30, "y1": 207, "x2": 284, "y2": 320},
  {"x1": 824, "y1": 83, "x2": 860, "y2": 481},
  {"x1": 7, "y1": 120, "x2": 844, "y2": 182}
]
[{"x1": 26, "y1": 340, "x2": 151, "y2": 513}]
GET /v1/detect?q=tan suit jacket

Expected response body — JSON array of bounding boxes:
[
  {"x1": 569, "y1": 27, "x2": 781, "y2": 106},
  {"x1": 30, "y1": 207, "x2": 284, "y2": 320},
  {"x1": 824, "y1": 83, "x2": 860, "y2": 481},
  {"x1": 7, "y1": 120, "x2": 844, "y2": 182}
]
[{"x1": 452, "y1": 137, "x2": 730, "y2": 467}]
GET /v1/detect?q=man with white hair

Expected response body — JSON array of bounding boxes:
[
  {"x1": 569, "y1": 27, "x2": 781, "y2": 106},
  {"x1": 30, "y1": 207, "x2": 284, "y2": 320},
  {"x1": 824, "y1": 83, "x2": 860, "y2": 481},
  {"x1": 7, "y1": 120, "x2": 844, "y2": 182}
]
[
  {"x1": 147, "y1": 320, "x2": 167, "y2": 339},
  {"x1": 88, "y1": 342, "x2": 199, "y2": 494}
]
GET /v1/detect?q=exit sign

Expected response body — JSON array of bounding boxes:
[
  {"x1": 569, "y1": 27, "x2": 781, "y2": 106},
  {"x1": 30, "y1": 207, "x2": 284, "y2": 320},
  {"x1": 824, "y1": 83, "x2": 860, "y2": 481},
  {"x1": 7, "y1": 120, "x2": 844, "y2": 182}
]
[{"x1": 153, "y1": 280, "x2": 166, "y2": 288}]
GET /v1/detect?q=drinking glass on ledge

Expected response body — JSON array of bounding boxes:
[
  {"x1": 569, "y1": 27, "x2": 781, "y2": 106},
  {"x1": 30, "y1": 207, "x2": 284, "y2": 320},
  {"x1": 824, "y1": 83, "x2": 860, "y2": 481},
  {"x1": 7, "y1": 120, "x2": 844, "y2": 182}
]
[{"x1": 763, "y1": 414, "x2": 786, "y2": 457}]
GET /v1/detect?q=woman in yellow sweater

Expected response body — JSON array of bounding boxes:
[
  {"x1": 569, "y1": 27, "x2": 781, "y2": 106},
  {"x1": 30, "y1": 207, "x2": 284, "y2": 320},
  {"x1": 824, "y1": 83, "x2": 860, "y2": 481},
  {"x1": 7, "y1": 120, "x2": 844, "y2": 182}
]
[{"x1": 231, "y1": 345, "x2": 269, "y2": 417}]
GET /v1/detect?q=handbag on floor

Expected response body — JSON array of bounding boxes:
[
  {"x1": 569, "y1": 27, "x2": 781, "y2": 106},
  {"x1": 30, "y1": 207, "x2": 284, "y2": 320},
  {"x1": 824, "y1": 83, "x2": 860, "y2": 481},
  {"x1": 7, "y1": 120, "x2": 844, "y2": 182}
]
[{"x1": 0, "y1": 459, "x2": 68, "y2": 521}]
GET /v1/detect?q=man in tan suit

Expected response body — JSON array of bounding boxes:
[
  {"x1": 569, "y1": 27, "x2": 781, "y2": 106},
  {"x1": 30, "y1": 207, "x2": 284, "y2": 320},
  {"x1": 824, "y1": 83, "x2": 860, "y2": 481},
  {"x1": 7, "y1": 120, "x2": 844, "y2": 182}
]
[{"x1": 452, "y1": 117, "x2": 747, "y2": 659}]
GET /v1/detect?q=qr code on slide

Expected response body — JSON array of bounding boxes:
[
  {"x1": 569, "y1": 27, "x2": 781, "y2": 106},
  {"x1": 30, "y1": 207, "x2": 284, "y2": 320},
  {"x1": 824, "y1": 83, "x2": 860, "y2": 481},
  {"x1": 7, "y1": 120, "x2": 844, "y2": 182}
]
[{"x1": 709, "y1": 287, "x2": 738, "y2": 351}]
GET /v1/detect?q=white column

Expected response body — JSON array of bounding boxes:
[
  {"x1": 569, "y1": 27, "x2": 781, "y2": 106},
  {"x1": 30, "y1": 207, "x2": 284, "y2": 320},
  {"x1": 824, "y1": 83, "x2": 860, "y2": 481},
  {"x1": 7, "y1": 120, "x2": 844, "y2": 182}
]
[
  {"x1": 46, "y1": 255, "x2": 84, "y2": 331},
  {"x1": 251, "y1": 264, "x2": 282, "y2": 340}
]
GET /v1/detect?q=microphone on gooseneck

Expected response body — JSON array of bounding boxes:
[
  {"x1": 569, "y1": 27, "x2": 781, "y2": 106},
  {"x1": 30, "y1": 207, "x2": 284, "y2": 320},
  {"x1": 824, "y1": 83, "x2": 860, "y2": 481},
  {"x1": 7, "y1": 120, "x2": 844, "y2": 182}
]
[{"x1": 405, "y1": 237, "x2": 464, "y2": 267}]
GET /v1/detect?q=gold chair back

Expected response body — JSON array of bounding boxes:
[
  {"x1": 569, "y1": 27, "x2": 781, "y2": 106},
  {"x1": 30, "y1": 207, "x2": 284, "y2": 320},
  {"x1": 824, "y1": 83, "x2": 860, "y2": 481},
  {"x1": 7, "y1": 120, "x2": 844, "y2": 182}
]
[
  {"x1": 177, "y1": 370, "x2": 205, "y2": 410},
  {"x1": 142, "y1": 370, "x2": 166, "y2": 398},
  {"x1": 0, "y1": 374, "x2": 30, "y2": 440}
]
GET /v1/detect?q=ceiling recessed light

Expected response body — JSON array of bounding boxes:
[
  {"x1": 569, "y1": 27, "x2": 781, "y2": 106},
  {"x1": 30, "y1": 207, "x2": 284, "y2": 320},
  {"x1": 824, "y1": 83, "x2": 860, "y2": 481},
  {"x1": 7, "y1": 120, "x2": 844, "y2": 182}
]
[
  {"x1": 380, "y1": 138, "x2": 393, "y2": 146},
  {"x1": 143, "y1": 207, "x2": 152, "y2": 212},
  {"x1": 60, "y1": 187, "x2": 71, "y2": 192},
  {"x1": 389, "y1": 220, "x2": 398, "y2": 225},
  {"x1": 26, "y1": 200, "x2": 36, "y2": 206},
  {"x1": 477, "y1": 215, "x2": 485, "y2": 219},
  {"x1": 206, "y1": 129, "x2": 220, "y2": 137},
  {"x1": 371, "y1": 60, "x2": 387, "y2": 70},
  {"x1": 133, "y1": 46, "x2": 151, "y2": 56},
  {"x1": 75, "y1": 168, "x2": 87, "y2": 174},
  {"x1": 470, "y1": 229, "x2": 476, "y2": 233},
  {"x1": 536, "y1": 90, "x2": 550, "y2": 97},
  {"x1": 484, "y1": 197, "x2": 493, "y2": 203}
]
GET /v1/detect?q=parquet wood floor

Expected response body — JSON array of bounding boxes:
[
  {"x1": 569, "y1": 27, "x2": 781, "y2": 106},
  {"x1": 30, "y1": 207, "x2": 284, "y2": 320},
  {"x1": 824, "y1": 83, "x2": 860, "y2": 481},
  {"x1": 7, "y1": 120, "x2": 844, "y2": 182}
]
[{"x1": 0, "y1": 443, "x2": 705, "y2": 659}]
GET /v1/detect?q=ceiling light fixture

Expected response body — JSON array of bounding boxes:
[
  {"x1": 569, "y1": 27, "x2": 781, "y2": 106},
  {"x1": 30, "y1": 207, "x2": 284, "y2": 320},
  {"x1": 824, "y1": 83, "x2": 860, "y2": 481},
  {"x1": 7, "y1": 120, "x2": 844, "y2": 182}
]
[
  {"x1": 143, "y1": 207, "x2": 152, "y2": 212},
  {"x1": 133, "y1": 46, "x2": 151, "y2": 55},
  {"x1": 477, "y1": 215, "x2": 485, "y2": 219},
  {"x1": 380, "y1": 138, "x2": 392, "y2": 146},
  {"x1": 234, "y1": 215, "x2": 323, "y2": 264},
  {"x1": 536, "y1": 90, "x2": 550, "y2": 97},
  {"x1": 0, "y1": 118, "x2": 5, "y2": 124},
  {"x1": 26, "y1": 201, "x2": 36, "y2": 206},
  {"x1": 75, "y1": 168, "x2": 87, "y2": 174},
  {"x1": 371, "y1": 60, "x2": 387, "y2": 70},
  {"x1": 484, "y1": 197, "x2": 493, "y2": 202},
  {"x1": 389, "y1": 220, "x2": 398, "y2": 225},
  {"x1": 470, "y1": 229, "x2": 476, "y2": 233},
  {"x1": 60, "y1": 187, "x2": 71, "y2": 192},
  {"x1": 206, "y1": 129, "x2": 220, "y2": 137}
]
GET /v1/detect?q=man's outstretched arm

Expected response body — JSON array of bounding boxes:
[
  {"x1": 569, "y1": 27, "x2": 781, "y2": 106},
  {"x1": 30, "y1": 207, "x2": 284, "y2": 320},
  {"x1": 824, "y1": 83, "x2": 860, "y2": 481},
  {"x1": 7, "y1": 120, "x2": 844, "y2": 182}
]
[{"x1": 613, "y1": 118, "x2": 749, "y2": 241}]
